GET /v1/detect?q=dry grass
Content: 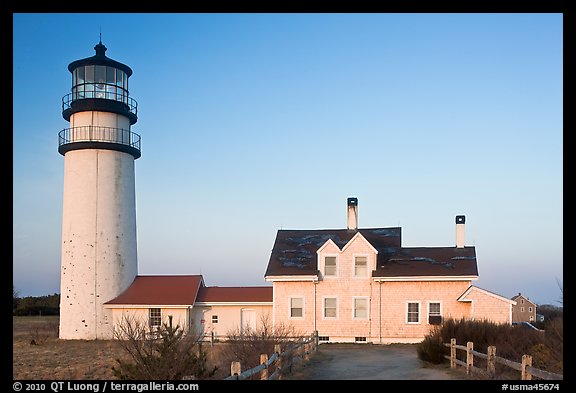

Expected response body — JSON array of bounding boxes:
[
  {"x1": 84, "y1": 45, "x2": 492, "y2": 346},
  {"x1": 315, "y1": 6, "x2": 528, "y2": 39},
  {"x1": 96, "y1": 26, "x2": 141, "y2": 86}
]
[
  {"x1": 14, "y1": 316, "x2": 236, "y2": 380},
  {"x1": 13, "y1": 316, "x2": 130, "y2": 380},
  {"x1": 13, "y1": 316, "x2": 306, "y2": 380}
]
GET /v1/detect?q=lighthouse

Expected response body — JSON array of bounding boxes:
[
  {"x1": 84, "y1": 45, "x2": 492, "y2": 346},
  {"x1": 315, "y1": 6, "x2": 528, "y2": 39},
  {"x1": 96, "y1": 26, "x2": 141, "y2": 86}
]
[{"x1": 58, "y1": 41, "x2": 140, "y2": 339}]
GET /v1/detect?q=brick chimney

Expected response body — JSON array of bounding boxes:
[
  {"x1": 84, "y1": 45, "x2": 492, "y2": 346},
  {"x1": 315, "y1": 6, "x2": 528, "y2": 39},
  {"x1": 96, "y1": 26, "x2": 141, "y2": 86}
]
[
  {"x1": 456, "y1": 215, "x2": 465, "y2": 248},
  {"x1": 347, "y1": 197, "x2": 358, "y2": 230}
]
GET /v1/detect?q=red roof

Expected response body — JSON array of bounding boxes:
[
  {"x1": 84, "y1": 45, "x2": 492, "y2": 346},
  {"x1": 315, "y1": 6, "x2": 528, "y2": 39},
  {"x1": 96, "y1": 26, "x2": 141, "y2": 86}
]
[
  {"x1": 105, "y1": 275, "x2": 204, "y2": 305},
  {"x1": 196, "y1": 286, "x2": 273, "y2": 303}
]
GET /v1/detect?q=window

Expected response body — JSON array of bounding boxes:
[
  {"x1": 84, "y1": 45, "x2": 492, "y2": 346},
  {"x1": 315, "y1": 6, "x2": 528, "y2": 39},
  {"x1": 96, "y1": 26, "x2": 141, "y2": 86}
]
[
  {"x1": 529, "y1": 316, "x2": 534, "y2": 321},
  {"x1": 212, "y1": 315, "x2": 218, "y2": 324},
  {"x1": 149, "y1": 308, "x2": 161, "y2": 329},
  {"x1": 354, "y1": 256, "x2": 368, "y2": 277},
  {"x1": 355, "y1": 337, "x2": 367, "y2": 342},
  {"x1": 528, "y1": 307, "x2": 533, "y2": 313},
  {"x1": 290, "y1": 297, "x2": 304, "y2": 318},
  {"x1": 521, "y1": 307, "x2": 524, "y2": 312},
  {"x1": 521, "y1": 299, "x2": 524, "y2": 304},
  {"x1": 324, "y1": 256, "x2": 337, "y2": 277},
  {"x1": 85, "y1": 65, "x2": 94, "y2": 83},
  {"x1": 77, "y1": 66, "x2": 85, "y2": 85},
  {"x1": 428, "y1": 302, "x2": 442, "y2": 325},
  {"x1": 407, "y1": 302, "x2": 420, "y2": 324},
  {"x1": 353, "y1": 298, "x2": 368, "y2": 319},
  {"x1": 116, "y1": 69, "x2": 124, "y2": 87},
  {"x1": 318, "y1": 336, "x2": 330, "y2": 342},
  {"x1": 106, "y1": 66, "x2": 116, "y2": 85},
  {"x1": 324, "y1": 297, "x2": 337, "y2": 319},
  {"x1": 94, "y1": 66, "x2": 106, "y2": 98}
]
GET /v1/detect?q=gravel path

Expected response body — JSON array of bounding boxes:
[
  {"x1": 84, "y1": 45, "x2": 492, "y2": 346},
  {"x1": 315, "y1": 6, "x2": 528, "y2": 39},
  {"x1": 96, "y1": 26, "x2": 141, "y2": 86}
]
[{"x1": 287, "y1": 343, "x2": 467, "y2": 380}]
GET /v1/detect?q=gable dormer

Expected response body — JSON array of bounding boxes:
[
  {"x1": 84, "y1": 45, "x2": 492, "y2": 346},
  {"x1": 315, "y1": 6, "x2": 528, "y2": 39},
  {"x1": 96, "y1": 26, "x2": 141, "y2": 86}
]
[
  {"x1": 317, "y1": 232, "x2": 379, "y2": 280},
  {"x1": 317, "y1": 238, "x2": 340, "y2": 278}
]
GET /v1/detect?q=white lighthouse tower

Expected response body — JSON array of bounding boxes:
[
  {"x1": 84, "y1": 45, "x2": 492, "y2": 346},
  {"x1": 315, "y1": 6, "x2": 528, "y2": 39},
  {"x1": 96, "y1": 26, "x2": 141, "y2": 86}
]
[{"x1": 58, "y1": 41, "x2": 140, "y2": 339}]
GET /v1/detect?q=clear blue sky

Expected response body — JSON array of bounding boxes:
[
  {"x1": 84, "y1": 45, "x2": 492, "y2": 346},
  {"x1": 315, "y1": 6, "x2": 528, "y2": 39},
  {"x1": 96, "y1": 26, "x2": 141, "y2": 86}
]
[{"x1": 13, "y1": 13, "x2": 563, "y2": 305}]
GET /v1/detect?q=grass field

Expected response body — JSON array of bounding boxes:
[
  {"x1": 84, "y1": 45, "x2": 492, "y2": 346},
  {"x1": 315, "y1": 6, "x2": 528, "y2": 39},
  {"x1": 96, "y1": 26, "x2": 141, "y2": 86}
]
[
  {"x1": 13, "y1": 316, "x2": 131, "y2": 380},
  {"x1": 13, "y1": 316, "x2": 236, "y2": 380}
]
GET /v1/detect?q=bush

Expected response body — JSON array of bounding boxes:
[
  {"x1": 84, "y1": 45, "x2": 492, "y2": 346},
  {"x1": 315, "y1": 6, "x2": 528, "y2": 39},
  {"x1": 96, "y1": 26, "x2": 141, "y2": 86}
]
[
  {"x1": 218, "y1": 316, "x2": 301, "y2": 379},
  {"x1": 417, "y1": 318, "x2": 562, "y2": 374},
  {"x1": 417, "y1": 326, "x2": 446, "y2": 364},
  {"x1": 112, "y1": 315, "x2": 217, "y2": 380},
  {"x1": 28, "y1": 319, "x2": 59, "y2": 345}
]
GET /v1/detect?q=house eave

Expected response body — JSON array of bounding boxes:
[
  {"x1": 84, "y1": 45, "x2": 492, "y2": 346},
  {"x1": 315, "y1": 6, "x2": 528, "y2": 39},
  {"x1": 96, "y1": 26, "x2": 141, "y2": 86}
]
[
  {"x1": 457, "y1": 285, "x2": 517, "y2": 304},
  {"x1": 265, "y1": 275, "x2": 319, "y2": 282},
  {"x1": 194, "y1": 301, "x2": 273, "y2": 307},
  {"x1": 373, "y1": 275, "x2": 478, "y2": 282},
  {"x1": 103, "y1": 304, "x2": 193, "y2": 309}
]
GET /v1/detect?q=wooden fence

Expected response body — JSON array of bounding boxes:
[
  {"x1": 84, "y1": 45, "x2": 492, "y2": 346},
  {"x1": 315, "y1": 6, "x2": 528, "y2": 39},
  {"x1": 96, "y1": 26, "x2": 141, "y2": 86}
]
[
  {"x1": 444, "y1": 338, "x2": 562, "y2": 380},
  {"x1": 224, "y1": 332, "x2": 318, "y2": 380}
]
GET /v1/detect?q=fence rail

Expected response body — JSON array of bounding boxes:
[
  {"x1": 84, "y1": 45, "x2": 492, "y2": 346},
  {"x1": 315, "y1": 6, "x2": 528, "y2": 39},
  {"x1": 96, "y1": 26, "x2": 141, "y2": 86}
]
[
  {"x1": 224, "y1": 332, "x2": 318, "y2": 380},
  {"x1": 444, "y1": 338, "x2": 562, "y2": 380}
]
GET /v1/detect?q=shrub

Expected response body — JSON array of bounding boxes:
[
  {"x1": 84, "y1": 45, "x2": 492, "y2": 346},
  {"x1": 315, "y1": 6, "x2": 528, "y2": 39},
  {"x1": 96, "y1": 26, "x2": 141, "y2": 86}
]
[
  {"x1": 416, "y1": 325, "x2": 446, "y2": 364},
  {"x1": 28, "y1": 319, "x2": 59, "y2": 345},
  {"x1": 112, "y1": 315, "x2": 217, "y2": 380},
  {"x1": 218, "y1": 316, "x2": 301, "y2": 379},
  {"x1": 417, "y1": 317, "x2": 562, "y2": 375}
]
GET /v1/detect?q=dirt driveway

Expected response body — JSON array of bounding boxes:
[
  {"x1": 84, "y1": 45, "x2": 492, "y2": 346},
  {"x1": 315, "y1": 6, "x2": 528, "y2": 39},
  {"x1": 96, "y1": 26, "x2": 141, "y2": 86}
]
[{"x1": 287, "y1": 343, "x2": 466, "y2": 380}]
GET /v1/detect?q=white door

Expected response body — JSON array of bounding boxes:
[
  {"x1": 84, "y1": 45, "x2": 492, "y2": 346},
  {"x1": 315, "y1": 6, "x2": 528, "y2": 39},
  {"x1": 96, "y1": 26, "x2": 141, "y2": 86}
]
[{"x1": 241, "y1": 309, "x2": 257, "y2": 333}]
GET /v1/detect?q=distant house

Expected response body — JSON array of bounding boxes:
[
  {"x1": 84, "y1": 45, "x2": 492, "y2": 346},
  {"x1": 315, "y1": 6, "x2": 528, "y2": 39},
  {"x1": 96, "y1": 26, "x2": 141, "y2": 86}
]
[
  {"x1": 264, "y1": 198, "x2": 516, "y2": 343},
  {"x1": 105, "y1": 275, "x2": 272, "y2": 337},
  {"x1": 511, "y1": 293, "x2": 537, "y2": 323}
]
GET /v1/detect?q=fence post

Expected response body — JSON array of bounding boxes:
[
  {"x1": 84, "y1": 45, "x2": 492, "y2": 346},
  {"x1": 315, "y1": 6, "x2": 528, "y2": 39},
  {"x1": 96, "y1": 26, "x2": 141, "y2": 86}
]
[
  {"x1": 466, "y1": 342, "x2": 473, "y2": 375},
  {"x1": 487, "y1": 346, "x2": 496, "y2": 379},
  {"x1": 274, "y1": 344, "x2": 282, "y2": 380},
  {"x1": 211, "y1": 331, "x2": 214, "y2": 348},
  {"x1": 314, "y1": 331, "x2": 319, "y2": 351},
  {"x1": 231, "y1": 361, "x2": 241, "y2": 380},
  {"x1": 304, "y1": 340, "x2": 310, "y2": 362},
  {"x1": 450, "y1": 338, "x2": 456, "y2": 368},
  {"x1": 260, "y1": 354, "x2": 269, "y2": 380},
  {"x1": 522, "y1": 354, "x2": 533, "y2": 380}
]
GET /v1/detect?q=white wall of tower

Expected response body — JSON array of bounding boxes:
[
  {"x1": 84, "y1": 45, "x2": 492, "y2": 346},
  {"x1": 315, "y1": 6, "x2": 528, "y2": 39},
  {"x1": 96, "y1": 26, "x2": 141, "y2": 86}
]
[{"x1": 59, "y1": 111, "x2": 138, "y2": 339}]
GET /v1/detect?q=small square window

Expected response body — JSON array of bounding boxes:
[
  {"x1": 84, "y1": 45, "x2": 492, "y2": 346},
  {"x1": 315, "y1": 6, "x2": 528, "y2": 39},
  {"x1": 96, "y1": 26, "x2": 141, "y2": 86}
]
[
  {"x1": 212, "y1": 315, "x2": 218, "y2": 324},
  {"x1": 318, "y1": 336, "x2": 330, "y2": 342}
]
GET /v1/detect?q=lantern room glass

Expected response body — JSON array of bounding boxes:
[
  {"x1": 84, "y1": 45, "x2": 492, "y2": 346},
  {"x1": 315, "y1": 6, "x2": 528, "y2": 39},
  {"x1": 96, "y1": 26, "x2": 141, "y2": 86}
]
[{"x1": 71, "y1": 65, "x2": 128, "y2": 104}]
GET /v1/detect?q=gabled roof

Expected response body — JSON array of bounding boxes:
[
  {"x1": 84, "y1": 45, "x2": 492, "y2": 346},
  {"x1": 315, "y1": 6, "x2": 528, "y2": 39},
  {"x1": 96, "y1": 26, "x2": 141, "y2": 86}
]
[
  {"x1": 105, "y1": 275, "x2": 204, "y2": 306},
  {"x1": 265, "y1": 227, "x2": 478, "y2": 279},
  {"x1": 458, "y1": 285, "x2": 516, "y2": 304},
  {"x1": 511, "y1": 293, "x2": 536, "y2": 305},
  {"x1": 196, "y1": 286, "x2": 273, "y2": 303}
]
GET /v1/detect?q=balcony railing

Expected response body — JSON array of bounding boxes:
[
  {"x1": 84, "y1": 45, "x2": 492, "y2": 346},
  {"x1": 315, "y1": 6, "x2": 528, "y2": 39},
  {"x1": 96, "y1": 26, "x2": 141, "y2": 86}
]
[
  {"x1": 62, "y1": 90, "x2": 138, "y2": 118},
  {"x1": 59, "y1": 126, "x2": 141, "y2": 152}
]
